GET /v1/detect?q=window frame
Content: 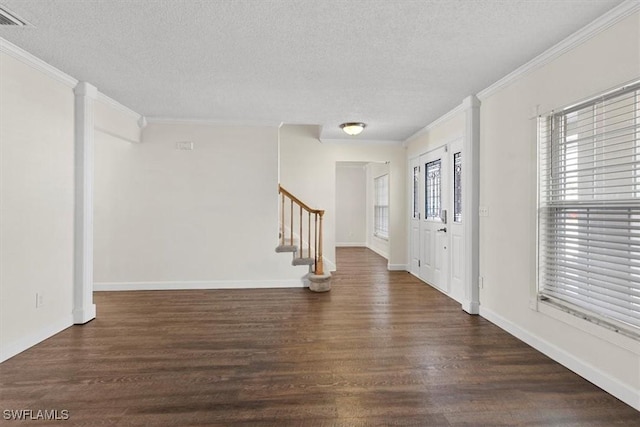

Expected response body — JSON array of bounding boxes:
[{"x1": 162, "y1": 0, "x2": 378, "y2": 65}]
[
  {"x1": 537, "y1": 80, "x2": 640, "y2": 340},
  {"x1": 374, "y1": 173, "x2": 389, "y2": 240},
  {"x1": 453, "y1": 151, "x2": 462, "y2": 223}
]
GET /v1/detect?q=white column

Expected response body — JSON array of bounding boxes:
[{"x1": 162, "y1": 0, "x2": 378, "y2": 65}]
[
  {"x1": 462, "y1": 95, "x2": 480, "y2": 314},
  {"x1": 73, "y1": 82, "x2": 97, "y2": 324}
]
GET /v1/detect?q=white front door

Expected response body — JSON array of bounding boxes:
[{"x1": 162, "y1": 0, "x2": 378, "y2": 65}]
[{"x1": 419, "y1": 146, "x2": 449, "y2": 293}]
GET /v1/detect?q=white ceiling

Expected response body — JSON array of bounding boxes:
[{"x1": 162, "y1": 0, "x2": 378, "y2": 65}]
[{"x1": 0, "y1": 0, "x2": 625, "y2": 141}]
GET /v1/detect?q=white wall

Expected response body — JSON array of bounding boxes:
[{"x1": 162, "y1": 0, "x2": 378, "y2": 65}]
[
  {"x1": 478, "y1": 11, "x2": 640, "y2": 409},
  {"x1": 93, "y1": 122, "x2": 304, "y2": 289},
  {"x1": 279, "y1": 125, "x2": 407, "y2": 270},
  {"x1": 405, "y1": 112, "x2": 465, "y2": 160},
  {"x1": 335, "y1": 163, "x2": 366, "y2": 246},
  {"x1": 0, "y1": 52, "x2": 75, "y2": 361},
  {"x1": 366, "y1": 162, "x2": 390, "y2": 259}
]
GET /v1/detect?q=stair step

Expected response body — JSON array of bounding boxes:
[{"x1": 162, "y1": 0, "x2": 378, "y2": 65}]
[
  {"x1": 276, "y1": 245, "x2": 298, "y2": 253},
  {"x1": 292, "y1": 257, "x2": 315, "y2": 266}
]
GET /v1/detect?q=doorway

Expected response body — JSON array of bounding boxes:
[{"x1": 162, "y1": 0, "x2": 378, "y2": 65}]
[
  {"x1": 335, "y1": 161, "x2": 391, "y2": 267},
  {"x1": 410, "y1": 139, "x2": 465, "y2": 302}
]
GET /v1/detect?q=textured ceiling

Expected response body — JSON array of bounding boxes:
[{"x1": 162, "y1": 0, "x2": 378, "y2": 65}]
[{"x1": 0, "y1": 0, "x2": 625, "y2": 141}]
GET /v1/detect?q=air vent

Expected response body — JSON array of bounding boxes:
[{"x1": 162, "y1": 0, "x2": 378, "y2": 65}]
[{"x1": 0, "y1": 6, "x2": 28, "y2": 26}]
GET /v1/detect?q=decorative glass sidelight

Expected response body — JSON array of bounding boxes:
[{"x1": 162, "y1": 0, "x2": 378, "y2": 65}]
[
  {"x1": 413, "y1": 165, "x2": 420, "y2": 219},
  {"x1": 454, "y1": 152, "x2": 462, "y2": 222},
  {"x1": 425, "y1": 159, "x2": 442, "y2": 220}
]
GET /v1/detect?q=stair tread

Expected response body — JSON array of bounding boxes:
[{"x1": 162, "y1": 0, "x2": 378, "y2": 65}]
[
  {"x1": 292, "y1": 257, "x2": 315, "y2": 266},
  {"x1": 275, "y1": 245, "x2": 298, "y2": 253}
]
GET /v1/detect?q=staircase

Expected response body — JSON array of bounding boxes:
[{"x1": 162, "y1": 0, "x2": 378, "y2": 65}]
[{"x1": 276, "y1": 185, "x2": 331, "y2": 292}]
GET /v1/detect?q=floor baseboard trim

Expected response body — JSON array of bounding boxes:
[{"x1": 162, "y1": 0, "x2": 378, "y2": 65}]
[
  {"x1": 479, "y1": 306, "x2": 640, "y2": 411},
  {"x1": 336, "y1": 243, "x2": 366, "y2": 247},
  {"x1": 461, "y1": 299, "x2": 480, "y2": 315},
  {"x1": 324, "y1": 258, "x2": 337, "y2": 273},
  {"x1": 73, "y1": 303, "x2": 96, "y2": 325},
  {"x1": 387, "y1": 264, "x2": 408, "y2": 271},
  {"x1": 94, "y1": 279, "x2": 306, "y2": 291},
  {"x1": 0, "y1": 315, "x2": 74, "y2": 363},
  {"x1": 366, "y1": 245, "x2": 389, "y2": 260}
]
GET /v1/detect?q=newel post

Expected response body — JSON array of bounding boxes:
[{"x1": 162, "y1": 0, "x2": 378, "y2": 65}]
[
  {"x1": 316, "y1": 211, "x2": 324, "y2": 275},
  {"x1": 308, "y1": 209, "x2": 331, "y2": 292}
]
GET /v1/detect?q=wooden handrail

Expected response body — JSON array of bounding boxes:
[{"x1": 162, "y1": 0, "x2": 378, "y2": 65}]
[
  {"x1": 279, "y1": 185, "x2": 323, "y2": 214},
  {"x1": 278, "y1": 184, "x2": 325, "y2": 275}
]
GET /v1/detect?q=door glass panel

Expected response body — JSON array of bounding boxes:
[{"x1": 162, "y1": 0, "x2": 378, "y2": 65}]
[
  {"x1": 454, "y1": 152, "x2": 462, "y2": 223},
  {"x1": 425, "y1": 159, "x2": 441, "y2": 220},
  {"x1": 413, "y1": 165, "x2": 419, "y2": 218}
]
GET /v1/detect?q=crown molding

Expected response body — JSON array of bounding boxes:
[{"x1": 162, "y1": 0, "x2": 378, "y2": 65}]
[
  {"x1": 0, "y1": 37, "x2": 77, "y2": 88},
  {"x1": 477, "y1": 0, "x2": 640, "y2": 100},
  {"x1": 0, "y1": 37, "x2": 142, "y2": 122},
  {"x1": 402, "y1": 103, "x2": 465, "y2": 146},
  {"x1": 74, "y1": 81, "x2": 98, "y2": 98},
  {"x1": 96, "y1": 92, "x2": 142, "y2": 120},
  {"x1": 146, "y1": 117, "x2": 282, "y2": 128}
]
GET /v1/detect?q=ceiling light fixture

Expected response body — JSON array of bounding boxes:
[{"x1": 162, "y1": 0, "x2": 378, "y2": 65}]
[{"x1": 340, "y1": 122, "x2": 366, "y2": 136}]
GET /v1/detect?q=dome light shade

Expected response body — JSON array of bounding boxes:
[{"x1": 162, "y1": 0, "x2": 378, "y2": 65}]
[{"x1": 340, "y1": 122, "x2": 366, "y2": 136}]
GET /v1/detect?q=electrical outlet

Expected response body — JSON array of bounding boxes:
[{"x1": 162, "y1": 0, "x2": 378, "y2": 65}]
[
  {"x1": 36, "y1": 292, "x2": 44, "y2": 308},
  {"x1": 479, "y1": 206, "x2": 489, "y2": 217},
  {"x1": 479, "y1": 276, "x2": 484, "y2": 289}
]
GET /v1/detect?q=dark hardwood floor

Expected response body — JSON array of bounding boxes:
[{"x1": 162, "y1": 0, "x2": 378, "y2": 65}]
[{"x1": 1, "y1": 247, "x2": 638, "y2": 426}]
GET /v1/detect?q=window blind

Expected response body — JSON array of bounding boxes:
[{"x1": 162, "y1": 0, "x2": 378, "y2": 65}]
[{"x1": 538, "y1": 81, "x2": 640, "y2": 337}]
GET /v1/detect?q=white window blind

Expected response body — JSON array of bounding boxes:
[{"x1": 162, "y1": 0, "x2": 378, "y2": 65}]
[
  {"x1": 374, "y1": 174, "x2": 389, "y2": 239},
  {"x1": 538, "y1": 81, "x2": 640, "y2": 338}
]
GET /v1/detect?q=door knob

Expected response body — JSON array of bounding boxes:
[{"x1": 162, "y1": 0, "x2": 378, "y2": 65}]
[{"x1": 437, "y1": 227, "x2": 447, "y2": 232}]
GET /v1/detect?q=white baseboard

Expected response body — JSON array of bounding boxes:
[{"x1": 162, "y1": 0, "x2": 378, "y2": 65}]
[
  {"x1": 73, "y1": 303, "x2": 96, "y2": 325},
  {"x1": 366, "y1": 245, "x2": 389, "y2": 260},
  {"x1": 387, "y1": 264, "x2": 408, "y2": 271},
  {"x1": 336, "y1": 242, "x2": 366, "y2": 247},
  {"x1": 0, "y1": 315, "x2": 74, "y2": 363},
  {"x1": 479, "y1": 306, "x2": 640, "y2": 411},
  {"x1": 461, "y1": 299, "x2": 480, "y2": 315},
  {"x1": 323, "y1": 257, "x2": 337, "y2": 272},
  {"x1": 94, "y1": 279, "x2": 306, "y2": 291}
]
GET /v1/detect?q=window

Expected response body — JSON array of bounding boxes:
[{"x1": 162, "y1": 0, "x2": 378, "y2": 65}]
[
  {"x1": 454, "y1": 152, "x2": 462, "y2": 223},
  {"x1": 538, "y1": 81, "x2": 640, "y2": 338},
  {"x1": 412, "y1": 165, "x2": 420, "y2": 219},
  {"x1": 425, "y1": 159, "x2": 442, "y2": 220},
  {"x1": 374, "y1": 174, "x2": 389, "y2": 239}
]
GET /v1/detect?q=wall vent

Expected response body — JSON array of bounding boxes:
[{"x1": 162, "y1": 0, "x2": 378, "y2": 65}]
[{"x1": 0, "y1": 6, "x2": 28, "y2": 26}]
